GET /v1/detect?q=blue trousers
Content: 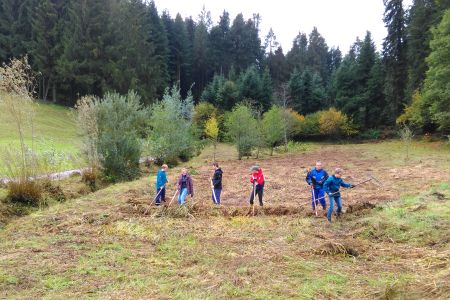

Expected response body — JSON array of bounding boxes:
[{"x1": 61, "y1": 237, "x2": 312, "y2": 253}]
[
  {"x1": 327, "y1": 193, "x2": 342, "y2": 221},
  {"x1": 311, "y1": 187, "x2": 326, "y2": 210},
  {"x1": 212, "y1": 189, "x2": 221, "y2": 204},
  {"x1": 155, "y1": 187, "x2": 165, "y2": 205},
  {"x1": 178, "y1": 188, "x2": 188, "y2": 205}
]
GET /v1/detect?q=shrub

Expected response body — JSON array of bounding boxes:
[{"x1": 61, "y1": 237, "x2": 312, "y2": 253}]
[
  {"x1": 75, "y1": 96, "x2": 100, "y2": 173},
  {"x1": 148, "y1": 87, "x2": 196, "y2": 164},
  {"x1": 225, "y1": 104, "x2": 258, "y2": 159},
  {"x1": 262, "y1": 105, "x2": 285, "y2": 155},
  {"x1": 285, "y1": 109, "x2": 305, "y2": 137},
  {"x1": 82, "y1": 168, "x2": 101, "y2": 192},
  {"x1": 0, "y1": 57, "x2": 43, "y2": 205},
  {"x1": 7, "y1": 180, "x2": 42, "y2": 206},
  {"x1": 359, "y1": 129, "x2": 380, "y2": 140},
  {"x1": 319, "y1": 108, "x2": 349, "y2": 136},
  {"x1": 96, "y1": 91, "x2": 147, "y2": 182},
  {"x1": 301, "y1": 112, "x2": 321, "y2": 136},
  {"x1": 192, "y1": 102, "x2": 218, "y2": 139},
  {"x1": 297, "y1": 108, "x2": 358, "y2": 137}
]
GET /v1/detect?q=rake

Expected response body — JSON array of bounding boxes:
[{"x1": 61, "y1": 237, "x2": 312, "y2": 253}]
[{"x1": 311, "y1": 174, "x2": 382, "y2": 204}]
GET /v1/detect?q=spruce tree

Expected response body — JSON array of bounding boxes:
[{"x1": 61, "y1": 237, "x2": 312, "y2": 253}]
[
  {"x1": 286, "y1": 32, "x2": 308, "y2": 74},
  {"x1": 31, "y1": 0, "x2": 67, "y2": 102},
  {"x1": 209, "y1": 11, "x2": 232, "y2": 76},
  {"x1": 307, "y1": 27, "x2": 330, "y2": 85},
  {"x1": 382, "y1": 0, "x2": 408, "y2": 123},
  {"x1": 405, "y1": 0, "x2": 441, "y2": 98}
]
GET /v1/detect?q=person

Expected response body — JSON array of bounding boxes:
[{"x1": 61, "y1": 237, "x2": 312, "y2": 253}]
[
  {"x1": 155, "y1": 164, "x2": 168, "y2": 205},
  {"x1": 211, "y1": 162, "x2": 223, "y2": 205},
  {"x1": 249, "y1": 165, "x2": 265, "y2": 207},
  {"x1": 177, "y1": 168, "x2": 194, "y2": 206},
  {"x1": 323, "y1": 168, "x2": 355, "y2": 222},
  {"x1": 306, "y1": 161, "x2": 329, "y2": 211}
]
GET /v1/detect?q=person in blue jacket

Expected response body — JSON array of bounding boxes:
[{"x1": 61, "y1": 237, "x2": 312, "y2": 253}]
[
  {"x1": 306, "y1": 161, "x2": 329, "y2": 211},
  {"x1": 323, "y1": 168, "x2": 354, "y2": 222},
  {"x1": 155, "y1": 164, "x2": 168, "y2": 205}
]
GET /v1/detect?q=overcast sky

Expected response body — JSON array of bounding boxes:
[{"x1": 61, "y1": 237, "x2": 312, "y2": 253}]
[{"x1": 156, "y1": 0, "x2": 413, "y2": 54}]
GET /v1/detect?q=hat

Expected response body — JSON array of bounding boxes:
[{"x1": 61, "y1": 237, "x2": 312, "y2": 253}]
[{"x1": 250, "y1": 165, "x2": 260, "y2": 172}]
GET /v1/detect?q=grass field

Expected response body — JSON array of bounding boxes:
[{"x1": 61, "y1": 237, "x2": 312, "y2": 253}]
[
  {"x1": 0, "y1": 101, "x2": 80, "y2": 175},
  {"x1": 0, "y1": 141, "x2": 449, "y2": 299}
]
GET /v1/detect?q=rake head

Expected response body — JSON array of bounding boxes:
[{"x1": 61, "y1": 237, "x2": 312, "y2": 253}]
[{"x1": 368, "y1": 174, "x2": 383, "y2": 187}]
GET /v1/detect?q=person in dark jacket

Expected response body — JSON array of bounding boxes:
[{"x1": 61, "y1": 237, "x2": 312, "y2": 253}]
[
  {"x1": 306, "y1": 161, "x2": 329, "y2": 211},
  {"x1": 211, "y1": 162, "x2": 223, "y2": 205},
  {"x1": 177, "y1": 168, "x2": 194, "y2": 206},
  {"x1": 155, "y1": 164, "x2": 168, "y2": 205},
  {"x1": 249, "y1": 166, "x2": 265, "y2": 207},
  {"x1": 323, "y1": 168, "x2": 354, "y2": 222}
]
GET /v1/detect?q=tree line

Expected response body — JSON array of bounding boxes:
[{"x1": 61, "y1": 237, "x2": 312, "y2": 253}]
[{"x1": 0, "y1": 0, "x2": 448, "y2": 134}]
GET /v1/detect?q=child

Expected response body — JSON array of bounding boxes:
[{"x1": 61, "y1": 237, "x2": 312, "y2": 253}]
[
  {"x1": 306, "y1": 160, "x2": 329, "y2": 211},
  {"x1": 323, "y1": 168, "x2": 354, "y2": 222},
  {"x1": 249, "y1": 166, "x2": 265, "y2": 207},
  {"x1": 177, "y1": 168, "x2": 194, "y2": 206},
  {"x1": 155, "y1": 164, "x2": 168, "y2": 205},
  {"x1": 211, "y1": 162, "x2": 223, "y2": 205}
]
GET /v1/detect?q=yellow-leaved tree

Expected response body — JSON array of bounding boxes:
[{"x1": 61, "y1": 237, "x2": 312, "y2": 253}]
[{"x1": 204, "y1": 115, "x2": 219, "y2": 161}]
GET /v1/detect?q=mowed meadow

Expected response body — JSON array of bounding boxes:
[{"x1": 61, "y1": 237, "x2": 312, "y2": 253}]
[{"x1": 1, "y1": 141, "x2": 449, "y2": 299}]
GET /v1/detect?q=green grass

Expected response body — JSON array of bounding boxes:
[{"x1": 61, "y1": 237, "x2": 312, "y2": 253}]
[
  {"x1": 0, "y1": 100, "x2": 80, "y2": 174},
  {"x1": 358, "y1": 184, "x2": 450, "y2": 246}
]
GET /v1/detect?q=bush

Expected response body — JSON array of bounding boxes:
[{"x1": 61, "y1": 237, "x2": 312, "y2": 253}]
[
  {"x1": 225, "y1": 104, "x2": 258, "y2": 159},
  {"x1": 300, "y1": 112, "x2": 321, "y2": 136},
  {"x1": 359, "y1": 129, "x2": 380, "y2": 140},
  {"x1": 148, "y1": 87, "x2": 196, "y2": 164},
  {"x1": 82, "y1": 168, "x2": 101, "y2": 192},
  {"x1": 262, "y1": 105, "x2": 285, "y2": 155},
  {"x1": 297, "y1": 108, "x2": 357, "y2": 137},
  {"x1": 75, "y1": 96, "x2": 100, "y2": 173},
  {"x1": 319, "y1": 108, "x2": 352, "y2": 136},
  {"x1": 96, "y1": 91, "x2": 147, "y2": 182},
  {"x1": 192, "y1": 102, "x2": 218, "y2": 139},
  {"x1": 7, "y1": 181, "x2": 42, "y2": 206}
]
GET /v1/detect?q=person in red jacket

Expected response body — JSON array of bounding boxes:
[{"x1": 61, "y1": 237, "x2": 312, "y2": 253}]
[{"x1": 249, "y1": 165, "x2": 265, "y2": 207}]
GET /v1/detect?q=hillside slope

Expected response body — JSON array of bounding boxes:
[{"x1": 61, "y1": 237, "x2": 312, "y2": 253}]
[{"x1": 1, "y1": 143, "x2": 449, "y2": 299}]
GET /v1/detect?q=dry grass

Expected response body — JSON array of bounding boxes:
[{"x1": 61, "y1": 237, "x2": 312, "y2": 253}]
[{"x1": 0, "y1": 141, "x2": 449, "y2": 299}]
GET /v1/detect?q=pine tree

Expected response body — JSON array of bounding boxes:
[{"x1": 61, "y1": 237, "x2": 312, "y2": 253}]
[
  {"x1": 366, "y1": 55, "x2": 387, "y2": 127},
  {"x1": 422, "y1": 9, "x2": 450, "y2": 133},
  {"x1": 260, "y1": 67, "x2": 274, "y2": 111},
  {"x1": 355, "y1": 32, "x2": 377, "y2": 128},
  {"x1": 238, "y1": 65, "x2": 263, "y2": 107},
  {"x1": 229, "y1": 14, "x2": 262, "y2": 73},
  {"x1": 307, "y1": 27, "x2": 330, "y2": 85},
  {"x1": 289, "y1": 68, "x2": 326, "y2": 115},
  {"x1": 145, "y1": 1, "x2": 170, "y2": 99},
  {"x1": 192, "y1": 13, "x2": 211, "y2": 100},
  {"x1": 31, "y1": 0, "x2": 67, "y2": 102},
  {"x1": 0, "y1": 0, "x2": 36, "y2": 62},
  {"x1": 209, "y1": 11, "x2": 232, "y2": 76},
  {"x1": 56, "y1": 0, "x2": 113, "y2": 103},
  {"x1": 382, "y1": 0, "x2": 408, "y2": 123},
  {"x1": 267, "y1": 46, "x2": 288, "y2": 88},
  {"x1": 286, "y1": 32, "x2": 308, "y2": 74}
]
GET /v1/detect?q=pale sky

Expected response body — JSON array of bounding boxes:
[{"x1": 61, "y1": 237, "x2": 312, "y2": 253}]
[{"x1": 155, "y1": 0, "x2": 413, "y2": 54}]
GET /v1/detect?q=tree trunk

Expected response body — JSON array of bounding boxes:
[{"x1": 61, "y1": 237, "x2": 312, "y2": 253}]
[
  {"x1": 43, "y1": 77, "x2": 50, "y2": 101},
  {"x1": 52, "y1": 81, "x2": 57, "y2": 103}
]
